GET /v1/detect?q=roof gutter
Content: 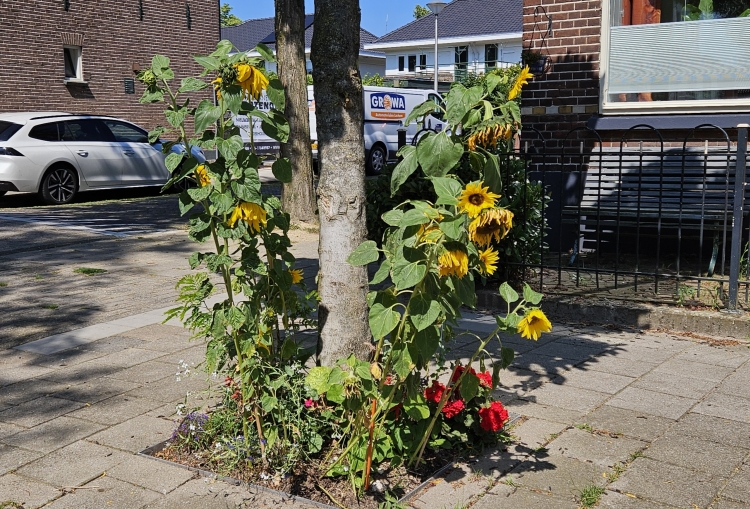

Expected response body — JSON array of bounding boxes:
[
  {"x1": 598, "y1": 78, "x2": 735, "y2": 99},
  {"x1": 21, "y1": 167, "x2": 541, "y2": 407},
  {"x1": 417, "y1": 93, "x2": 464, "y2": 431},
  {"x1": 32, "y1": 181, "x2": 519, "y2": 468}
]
[{"x1": 364, "y1": 31, "x2": 522, "y2": 50}]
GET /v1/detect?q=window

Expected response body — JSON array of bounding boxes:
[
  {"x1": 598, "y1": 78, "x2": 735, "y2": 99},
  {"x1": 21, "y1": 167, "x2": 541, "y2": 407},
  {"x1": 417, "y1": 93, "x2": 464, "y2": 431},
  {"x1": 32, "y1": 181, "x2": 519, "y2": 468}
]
[
  {"x1": 103, "y1": 120, "x2": 149, "y2": 143},
  {"x1": 454, "y1": 46, "x2": 468, "y2": 79},
  {"x1": 408, "y1": 55, "x2": 416, "y2": 72},
  {"x1": 398, "y1": 56, "x2": 405, "y2": 72},
  {"x1": 64, "y1": 46, "x2": 82, "y2": 81},
  {"x1": 485, "y1": 44, "x2": 498, "y2": 71},
  {"x1": 0, "y1": 122, "x2": 22, "y2": 142},
  {"x1": 602, "y1": 0, "x2": 750, "y2": 113},
  {"x1": 419, "y1": 54, "x2": 427, "y2": 71},
  {"x1": 61, "y1": 120, "x2": 115, "y2": 142},
  {"x1": 29, "y1": 123, "x2": 62, "y2": 142},
  {"x1": 428, "y1": 93, "x2": 444, "y2": 120}
]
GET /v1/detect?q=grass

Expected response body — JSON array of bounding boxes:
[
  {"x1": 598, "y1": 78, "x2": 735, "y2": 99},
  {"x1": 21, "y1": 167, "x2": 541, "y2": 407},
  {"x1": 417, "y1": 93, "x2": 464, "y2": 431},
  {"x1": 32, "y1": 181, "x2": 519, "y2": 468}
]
[
  {"x1": 0, "y1": 282, "x2": 7, "y2": 287},
  {"x1": 503, "y1": 477, "x2": 521, "y2": 488},
  {"x1": 34, "y1": 274, "x2": 44, "y2": 280},
  {"x1": 577, "y1": 484, "x2": 605, "y2": 508},
  {"x1": 628, "y1": 451, "x2": 644, "y2": 462},
  {"x1": 41, "y1": 304, "x2": 59, "y2": 310},
  {"x1": 0, "y1": 502, "x2": 24, "y2": 509},
  {"x1": 575, "y1": 423, "x2": 593, "y2": 432},
  {"x1": 606, "y1": 462, "x2": 626, "y2": 483},
  {"x1": 74, "y1": 267, "x2": 108, "y2": 276}
]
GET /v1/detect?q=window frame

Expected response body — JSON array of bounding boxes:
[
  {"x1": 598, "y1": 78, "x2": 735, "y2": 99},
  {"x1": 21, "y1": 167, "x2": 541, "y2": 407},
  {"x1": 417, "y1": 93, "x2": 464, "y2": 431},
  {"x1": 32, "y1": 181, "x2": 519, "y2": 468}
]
[
  {"x1": 398, "y1": 56, "x2": 405, "y2": 72},
  {"x1": 599, "y1": 0, "x2": 750, "y2": 115},
  {"x1": 63, "y1": 45, "x2": 84, "y2": 83},
  {"x1": 485, "y1": 43, "x2": 498, "y2": 70},
  {"x1": 419, "y1": 54, "x2": 427, "y2": 71}
]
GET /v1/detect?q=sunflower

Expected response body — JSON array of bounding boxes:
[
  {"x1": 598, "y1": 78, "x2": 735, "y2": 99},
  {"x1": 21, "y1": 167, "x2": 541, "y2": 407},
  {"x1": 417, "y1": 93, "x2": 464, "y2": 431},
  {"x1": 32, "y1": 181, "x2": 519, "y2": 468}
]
[
  {"x1": 235, "y1": 63, "x2": 269, "y2": 101},
  {"x1": 517, "y1": 309, "x2": 552, "y2": 341},
  {"x1": 478, "y1": 247, "x2": 499, "y2": 276},
  {"x1": 194, "y1": 164, "x2": 211, "y2": 187},
  {"x1": 289, "y1": 269, "x2": 304, "y2": 285},
  {"x1": 467, "y1": 124, "x2": 511, "y2": 152},
  {"x1": 438, "y1": 249, "x2": 469, "y2": 278},
  {"x1": 212, "y1": 76, "x2": 222, "y2": 100},
  {"x1": 469, "y1": 208, "x2": 514, "y2": 246},
  {"x1": 508, "y1": 66, "x2": 534, "y2": 101},
  {"x1": 457, "y1": 182, "x2": 500, "y2": 218},
  {"x1": 227, "y1": 201, "x2": 267, "y2": 232}
]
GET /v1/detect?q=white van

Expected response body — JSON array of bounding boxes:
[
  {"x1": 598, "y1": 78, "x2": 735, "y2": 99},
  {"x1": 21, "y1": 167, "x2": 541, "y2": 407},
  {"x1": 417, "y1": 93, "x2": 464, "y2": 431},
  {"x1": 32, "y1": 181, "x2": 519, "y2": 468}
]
[{"x1": 234, "y1": 85, "x2": 444, "y2": 174}]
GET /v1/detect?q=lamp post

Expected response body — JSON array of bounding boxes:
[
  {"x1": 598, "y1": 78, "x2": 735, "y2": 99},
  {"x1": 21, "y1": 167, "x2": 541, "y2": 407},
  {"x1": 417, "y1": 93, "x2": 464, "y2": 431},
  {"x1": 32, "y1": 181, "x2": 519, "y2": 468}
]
[{"x1": 427, "y1": 2, "x2": 447, "y2": 92}]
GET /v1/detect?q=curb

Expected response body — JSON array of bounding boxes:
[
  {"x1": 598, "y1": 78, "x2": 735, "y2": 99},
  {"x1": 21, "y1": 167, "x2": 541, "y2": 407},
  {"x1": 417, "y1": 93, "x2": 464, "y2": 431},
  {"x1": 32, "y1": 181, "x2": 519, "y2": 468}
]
[{"x1": 476, "y1": 291, "x2": 750, "y2": 340}]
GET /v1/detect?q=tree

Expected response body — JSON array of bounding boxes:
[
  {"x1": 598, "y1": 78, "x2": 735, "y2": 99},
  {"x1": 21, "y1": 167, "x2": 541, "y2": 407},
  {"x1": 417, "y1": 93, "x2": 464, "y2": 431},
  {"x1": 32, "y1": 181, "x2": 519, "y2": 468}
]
[
  {"x1": 275, "y1": 0, "x2": 318, "y2": 224},
  {"x1": 413, "y1": 4, "x2": 430, "y2": 18},
  {"x1": 310, "y1": 0, "x2": 371, "y2": 366},
  {"x1": 220, "y1": 3, "x2": 242, "y2": 27}
]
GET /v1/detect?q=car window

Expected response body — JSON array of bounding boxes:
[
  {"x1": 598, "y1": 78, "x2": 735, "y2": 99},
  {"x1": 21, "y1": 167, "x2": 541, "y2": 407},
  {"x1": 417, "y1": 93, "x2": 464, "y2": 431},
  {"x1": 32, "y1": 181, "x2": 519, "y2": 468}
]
[
  {"x1": 0, "y1": 121, "x2": 22, "y2": 141},
  {"x1": 103, "y1": 120, "x2": 149, "y2": 143},
  {"x1": 61, "y1": 119, "x2": 115, "y2": 142},
  {"x1": 428, "y1": 94, "x2": 444, "y2": 121},
  {"x1": 28, "y1": 122, "x2": 61, "y2": 142}
]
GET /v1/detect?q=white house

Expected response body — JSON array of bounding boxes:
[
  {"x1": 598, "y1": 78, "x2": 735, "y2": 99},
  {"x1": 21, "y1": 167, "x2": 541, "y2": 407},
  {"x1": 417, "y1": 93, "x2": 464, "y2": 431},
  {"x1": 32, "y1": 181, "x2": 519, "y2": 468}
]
[
  {"x1": 221, "y1": 15, "x2": 386, "y2": 78},
  {"x1": 364, "y1": 0, "x2": 523, "y2": 87}
]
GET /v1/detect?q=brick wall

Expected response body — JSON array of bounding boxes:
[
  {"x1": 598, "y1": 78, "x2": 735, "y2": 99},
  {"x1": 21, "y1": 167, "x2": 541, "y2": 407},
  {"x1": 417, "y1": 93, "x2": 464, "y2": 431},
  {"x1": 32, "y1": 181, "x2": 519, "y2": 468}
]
[
  {"x1": 521, "y1": 0, "x2": 602, "y2": 146},
  {"x1": 0, "y1": 0, "x2": 219, "y2": 132}
]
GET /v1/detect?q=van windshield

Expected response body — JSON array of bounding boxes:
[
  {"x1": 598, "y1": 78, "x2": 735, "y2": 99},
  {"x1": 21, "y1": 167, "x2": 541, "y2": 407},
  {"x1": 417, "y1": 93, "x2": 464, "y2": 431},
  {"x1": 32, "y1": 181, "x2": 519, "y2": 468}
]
[{"x1": 0, "y1": 121, "x2": 22, "y2": 141}]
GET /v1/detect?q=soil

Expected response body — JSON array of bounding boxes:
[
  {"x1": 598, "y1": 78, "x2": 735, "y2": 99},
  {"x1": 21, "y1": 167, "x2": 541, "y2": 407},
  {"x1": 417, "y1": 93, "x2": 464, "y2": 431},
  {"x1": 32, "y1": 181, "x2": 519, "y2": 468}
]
[{"x1": 153, "y1": 444, "x2": 454, "y2": 509}]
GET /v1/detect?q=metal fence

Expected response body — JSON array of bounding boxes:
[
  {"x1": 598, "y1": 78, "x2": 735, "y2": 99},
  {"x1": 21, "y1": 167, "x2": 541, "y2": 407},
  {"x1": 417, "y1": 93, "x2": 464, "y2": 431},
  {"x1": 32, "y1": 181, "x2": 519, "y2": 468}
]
[{"x1": 500, "y1": 123, "x2": 750, "y2": 310}]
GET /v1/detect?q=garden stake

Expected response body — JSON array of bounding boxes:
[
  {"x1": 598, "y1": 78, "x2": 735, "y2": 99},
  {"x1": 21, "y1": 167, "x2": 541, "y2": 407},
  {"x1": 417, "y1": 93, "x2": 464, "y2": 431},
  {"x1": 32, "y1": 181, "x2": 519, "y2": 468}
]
[{"x1": 363, "y1": 397, "x2": 377, "y2": 490}]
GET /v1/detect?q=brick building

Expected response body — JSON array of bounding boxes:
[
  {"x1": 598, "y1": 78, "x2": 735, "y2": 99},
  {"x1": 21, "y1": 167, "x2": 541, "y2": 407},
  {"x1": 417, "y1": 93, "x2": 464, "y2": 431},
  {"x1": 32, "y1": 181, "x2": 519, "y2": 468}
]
[{"x1": 0, "y1": 0, "x2": 219, "y2": 131}]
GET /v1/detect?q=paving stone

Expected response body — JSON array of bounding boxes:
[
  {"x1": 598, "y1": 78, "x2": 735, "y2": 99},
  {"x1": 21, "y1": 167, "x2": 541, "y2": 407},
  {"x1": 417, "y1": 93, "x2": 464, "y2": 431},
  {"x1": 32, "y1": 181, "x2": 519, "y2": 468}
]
[
  {"x1": 41, "y1": 474, "x2": 160, "y2": 509},
  {"x1": 551, "y1": 368, "x2": 636, "y2": 395},
  {"x1": 579, "y1": 405, "x2": 674, "y2": 442},
  {"x1": 505, "y1": 399, "x2": 586, "y2": 424},
  {"x1": 123, "y1": 372, "x2": 214, "y2": 403},
  {"x1": 606, "y1": 387, "x2": 698, "y2": 420},
  {"x1": 597, "y1": 490, "x2": 674, "y2": 509},
  {"x1": 0, "y1": 349, "x2": 42, "y2": 368},
  {"x1": 652, "y1": 358, "x2": 735, "y2": 382},
  {"x1": 0, "y1": 364, "x2": 57, "y2": 387},
  {"x1": 693, "y1": 392, "x2": 750, "y2": 423},
  {"x1": 608, "y1": 457, "x2": 726, "y2": 508},
  {"x1": 510, "y1": 417, "x2": 568, "y2": 449},
  {"x1": 0, "y1": 396, "x2": 85, "y2": 427},
  {"x1": 88, "y1": 347, "x2": 166, "y2": 369},
  {"x1": 715, "y1": 366, "x2": 750, "y2": 398},
  {"x1": 631, "y1": 370, "x2": 719, "y2": 399},
  {"x1": 712, "y1": 498, "x2": 750, "y2": 509},
  {"x1": 0, "y1": 443, "x2": 44, "y2": 475},
  {"x1": 547, "y1": 427, "x2": 646, "y2": 469},
  {"x1": 578, "y1": 356, "x2": 658, "y2": 378},
  {"x1": 0, "y1": 378, "x2": 77, "y2": 407},
  {"x1": 37, "y1": 359, "x2": 120, "y2": 385},
  {"x1": 2, "y1": 416, "x2": 106, "y2": 454},
  {"x1": 107, "y1": 454, "x2": 196, "y2": 494},
  {"x1": 410, "y1": 466, "x2": 493, "y2": 509},
  {"x1": 120, "y1": 324, "x2": 190, "y2": 342},
  {"x1": 131, "y1": 334, "x2": 194, "y2": 354},
  {"x1": 645, "y1": 431, "x2": 747, "y2": 477},
  {"x1": 511, "y1": 353, "x2": 582, "y2": 376},
  {"x1": 104, "y1": 359, "x2": 175, "y2": 384},
  {"x1": 528, "y1": 341, "x2": 610, "y2": 361},
  {"x1": 520, "y1": 381, "x2": 610, "y2": 412},
  {"x1": 87, "y1": 414, "x2": 176, "y2": 453},
  {"x1": 53, "y1": 377, "x2": 141, "y2": 404},
  {"x1": 720, "y1": 462, "x2": 750, "y2": 504},
  {"x1": 16, "y1": 440, "x2": 131, "y2": 487},
  {"x1": 673, "y1": 344, "x2": 750, "y2": 368},
  {"x1": 492, "y1": 369, "x2": 547, "y2": 402},
  {"x1": 157, "y1": 346, "x2": 207, "y2": 369},
  {"x1": 67, "y1": 395, "x2": 164, "y2": 425},
  {"x1": 506, "y1": 454, "x2": 605, "y2": 499},
  {"x1": 474, "y1": 487, "x2": 579, "y2": 509},
  {"x1": 671, "y1": 413, "x2": 750, "y2": 449},
  {"x1": 464, "y1": 443, "x2": 529, "y2": 479},
  {"x1": 606, "y1": 342, "x2": 686, "y2": 363},
  {"x1": 0, "y1": 472, "x2": 61, "y2": 509}
]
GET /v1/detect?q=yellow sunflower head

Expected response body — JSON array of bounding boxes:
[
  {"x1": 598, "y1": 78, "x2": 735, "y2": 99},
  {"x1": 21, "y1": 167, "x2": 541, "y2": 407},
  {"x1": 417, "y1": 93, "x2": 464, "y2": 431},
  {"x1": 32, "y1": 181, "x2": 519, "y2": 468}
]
[
  {"x1": 194, "y1": 164, "x2": 211, "y2": 187},
  {"x1": 235, "y1": 63, "x2": 252, "y2": 83},
  {"x1": 438, "y1": 248, "x2": 469, "y2": 279},
  {"x1": 469, "y1": 208, "x2": 514, "y2": 246},
  {"x1": 289, "y1": 269, "x2": 304, "y2": 285},
  {"x1": 517, "y1": 308, "x2": 552, "y2": 341},
  {"x1": 478, "y1": 247, "x2": 499, "y2": 276},
  {"x1": 508, "y1": 66, "x2": 534, "y2": 101},
  {"x1": 227, "y1": 201, "x2": 267, "y2": 232},
  {"x1": 458, "y1": 182, "x2": 500, "y2": 218},
  {"x1": 467, "y1": 124, "x2": 510, "y2": 152},
  {"x1": 236, "y1": 64, "x2": 269, "y2": 101},
  {"x1": 212, "y1": 76, "x2": 223, "y2": 100}
]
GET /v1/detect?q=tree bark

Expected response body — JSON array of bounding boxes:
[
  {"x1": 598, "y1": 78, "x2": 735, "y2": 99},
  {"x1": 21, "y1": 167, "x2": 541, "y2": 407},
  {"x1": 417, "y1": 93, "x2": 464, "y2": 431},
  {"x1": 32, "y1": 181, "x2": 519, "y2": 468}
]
[
  {"x1": 275, "y1": 0, "x2": 318, "y2": 224},
  {"x1": 311, "y1": 0, "x2": 372, "y2": 366}
]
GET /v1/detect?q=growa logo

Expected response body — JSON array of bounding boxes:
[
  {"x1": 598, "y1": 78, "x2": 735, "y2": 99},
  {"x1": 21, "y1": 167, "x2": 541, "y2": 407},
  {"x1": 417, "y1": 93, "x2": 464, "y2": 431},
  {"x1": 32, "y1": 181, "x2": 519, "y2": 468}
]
[{"x1": 370, "y1": 93, "x2": 406, "y2": 119}]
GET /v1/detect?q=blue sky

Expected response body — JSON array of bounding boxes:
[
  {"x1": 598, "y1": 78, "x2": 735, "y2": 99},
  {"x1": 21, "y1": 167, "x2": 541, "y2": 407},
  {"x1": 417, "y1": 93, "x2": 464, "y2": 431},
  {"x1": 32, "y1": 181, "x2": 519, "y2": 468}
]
[{"x1": 225, "y1": 1, "x2": 427, "y2": 37}]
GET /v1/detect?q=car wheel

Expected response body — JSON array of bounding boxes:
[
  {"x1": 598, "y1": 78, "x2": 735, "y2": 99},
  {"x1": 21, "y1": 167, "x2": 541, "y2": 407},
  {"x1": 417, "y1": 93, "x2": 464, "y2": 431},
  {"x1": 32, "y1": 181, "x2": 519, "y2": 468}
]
[
  {"x1": 40, "y1": 166, "x2": 78, "y2": 205},
  {"x1": 366, "y1": 144, "x2": 387, "y2": 175}
]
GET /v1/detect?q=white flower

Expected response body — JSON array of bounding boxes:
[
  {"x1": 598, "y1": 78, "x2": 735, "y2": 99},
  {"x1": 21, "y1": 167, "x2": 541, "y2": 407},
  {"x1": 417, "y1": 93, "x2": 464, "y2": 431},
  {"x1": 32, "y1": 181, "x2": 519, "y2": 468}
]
[
  {"x1": 189, "y1": 424, "x2": 196, "y2": 431},
  {"x1": 211, "y1": 372, "x2": 218, "y2": 379},
  {"x1": 214, "y1": 442, "x2": 222, "y2": 450}
]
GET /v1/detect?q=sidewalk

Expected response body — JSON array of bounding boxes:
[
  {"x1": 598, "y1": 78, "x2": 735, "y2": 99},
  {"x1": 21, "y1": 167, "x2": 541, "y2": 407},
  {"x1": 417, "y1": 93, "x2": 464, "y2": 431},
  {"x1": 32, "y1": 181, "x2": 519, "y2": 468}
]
[{"x1": 1, "y1": 235, "x2": 749, "y2": 508}]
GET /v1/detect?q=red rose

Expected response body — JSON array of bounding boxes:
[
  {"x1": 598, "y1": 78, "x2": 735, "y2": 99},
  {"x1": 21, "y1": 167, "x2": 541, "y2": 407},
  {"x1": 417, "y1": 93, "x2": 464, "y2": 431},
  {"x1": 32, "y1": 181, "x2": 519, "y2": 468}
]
[
  {"x1": 441, "y1": 399, "x2": 465, "y2": 418},
  {"x1": 478, "y1": 401, "x2": 509, "y2": 432},
  {"x1": 477, "y1": 371, "x2": 493, "y2": 388},
  {"x1": 451, "y1": 365, "x2": 475, "y2": 383},
  {"x1": 424, "y1": 381, "x2": 445, "y2": 404}
]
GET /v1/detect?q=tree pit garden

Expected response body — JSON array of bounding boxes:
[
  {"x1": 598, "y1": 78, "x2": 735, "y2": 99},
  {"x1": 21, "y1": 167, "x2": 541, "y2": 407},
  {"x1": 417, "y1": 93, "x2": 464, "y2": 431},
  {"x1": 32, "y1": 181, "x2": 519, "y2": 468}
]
[{"x1": 138, "y1": 42, "x2": 549, "y2": 508}]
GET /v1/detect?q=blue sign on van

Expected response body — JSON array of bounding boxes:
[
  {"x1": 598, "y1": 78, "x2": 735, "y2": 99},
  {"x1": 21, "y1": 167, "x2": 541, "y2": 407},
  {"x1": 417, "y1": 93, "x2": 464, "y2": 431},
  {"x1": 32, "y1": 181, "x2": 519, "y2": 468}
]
[{"x1": 370, "y1": 92, "x2": 406, "y2": 119}]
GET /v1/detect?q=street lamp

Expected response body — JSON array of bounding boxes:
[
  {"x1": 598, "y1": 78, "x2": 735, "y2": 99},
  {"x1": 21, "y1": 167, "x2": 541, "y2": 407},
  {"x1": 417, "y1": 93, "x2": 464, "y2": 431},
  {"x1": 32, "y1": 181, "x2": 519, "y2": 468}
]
[{"x1": 427, "y1": 2, "x2": 447, "y2": 93}]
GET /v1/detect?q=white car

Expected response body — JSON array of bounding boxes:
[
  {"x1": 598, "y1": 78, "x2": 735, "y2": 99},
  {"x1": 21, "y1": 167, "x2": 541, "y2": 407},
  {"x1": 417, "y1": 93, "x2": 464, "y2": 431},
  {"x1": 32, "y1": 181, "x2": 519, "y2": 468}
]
[{"x1": 0, "y1": 112, "x2": 205, "y2": 204}]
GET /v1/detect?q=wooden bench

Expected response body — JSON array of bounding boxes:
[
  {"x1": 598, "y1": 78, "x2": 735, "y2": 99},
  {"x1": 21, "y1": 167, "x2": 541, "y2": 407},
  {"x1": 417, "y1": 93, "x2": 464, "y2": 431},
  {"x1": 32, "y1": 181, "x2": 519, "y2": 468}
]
[{"x1": 560, "y1": 147, "x2": 750, "y2": 274}]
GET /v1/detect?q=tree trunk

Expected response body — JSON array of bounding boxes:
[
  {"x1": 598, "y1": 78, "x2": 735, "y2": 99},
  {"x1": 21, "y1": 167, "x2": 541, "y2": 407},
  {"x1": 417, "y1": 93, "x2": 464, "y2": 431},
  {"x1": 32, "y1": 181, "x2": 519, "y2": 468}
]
[
  {"x1": 310, "y1": 0, "x2": 372, "y2": 366},
  {"x1": 275, "y1": 0, "x2": 317, "y2": 224}
]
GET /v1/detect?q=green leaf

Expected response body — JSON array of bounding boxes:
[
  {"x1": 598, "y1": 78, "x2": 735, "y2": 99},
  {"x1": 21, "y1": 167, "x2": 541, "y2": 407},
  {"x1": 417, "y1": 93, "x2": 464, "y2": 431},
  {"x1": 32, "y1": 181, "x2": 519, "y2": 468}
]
[
  {"x1": 261, "y1": 109, "x2": 290, "y2": 143},
  {"x1": 499, "y1": 346, "x2": 515, "y2": 369},
  {"x1": 405, "y1": 100, "x2": 442, "y2": 126},
  {"x1": 393, "y1": 346, "x2": 414, "y2": 379},
  {"x1": 431, "y1": 177, "x2": 462, "y2": 206},
  {"x1": 483, "y1": 152, "x2": 502, "y2": 195},
  {"x1": 390, "y1": 145, "x2": 419, "y2": 196},
  {"x1": 148, "y1": 126, "x2": 167, "y2": 144},
  {"x1": 370, "y1": 258, "x2": 391, "y2": 285},
  {"x1": 523, "y1": 284, "x2": 543, "y2": 305},
  {"x1": 492, "y1": 362, "x2": 503, "y2": 389},
  {"x1": 499, "y1": 282, "x2": 519, "y2": 304},
  {"x1": 266, "y1": 78, "x2": 285, "y2": 111},
  {"x1": 178, "y1": 77, "x2": 208, "y2": 93},
  {"x1": 403, "y1": 395, "x2": 430, "y2": 421},
  {"x1": 217, "y1": 135, "x2": 244, "y2": 162},
  {"x1": 260, "y1": 394, "x2": 277, "y2": 412},
  {"x1": 438, "y1": 214, "x2": 465, "y2": 240},
  {"x1": 410, "y1": 326, "x2": 440, "y2": 368},
  {"x1": 194, "y1": 100, "x2": 222, "y2": 134},
  {"x1": 348, "y1": 240, "x2": 379, "y2": 266},
  {"x1": 485, "y1": 73, "x2": 502, "y2": 95},
  {"x1": 416, "y1": 132, "x2": 464, "y2": 177},
  {"x1": 254, "y1": 43, "x2": 276, "y2": 62},
  {"x1": 399, "y1": 208, "x2": 432, "y2": 228},
  {"x1": 408, "y1": 293, "x2": 441, "y2": 332},
  {"x1": 164, "y1": 108, "x2": 188, "y2": 128},
  {"x1": 306, "y1": 366, "x2": 332, "y2": 395},
  {"x1": 392, "y1": 258, "x2": 426, "y2": 291},
  {"x1": 227, "y1": 306, "x2": 245, "y2": 329},
  {"x1": 193, "y1": 55, "x2": 220, "y2": 70},
  {"x1": 459, "y1": 370, "x2": 480, "y2": 403},
  {"x1": 211, "y1": 39, "x2": 234, "y2": 57},
  {"x1": 451, "y1": 274, "x2": 476, "y2": 308},
  {"x1": 445, "y1": 85, "x2": 483, "y2": 125},
  {"x1": 462, "y1": 108, "x2": 482, "y2": 130},
  {"x1": 271, "y1": 158, "x2": 292, "y2": 183},
  {"x1": 382, "y1": 209, "x2": 404, "y2": 226},
  {"x1": 164, "y1": 152, "x2": 183, "y2": 172},
  {"x1": 178, "y1": 190, "x2": 195, "y2": 216},
  {"x1": 368, "y1": 303, "x2": 401, "y2": 339},
  {"x1": 151, "y1": 55, "x2": 172, "y2": 79},
  {"x1": 326, "y1": 384, "x2": 345, "y2": 404}
]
